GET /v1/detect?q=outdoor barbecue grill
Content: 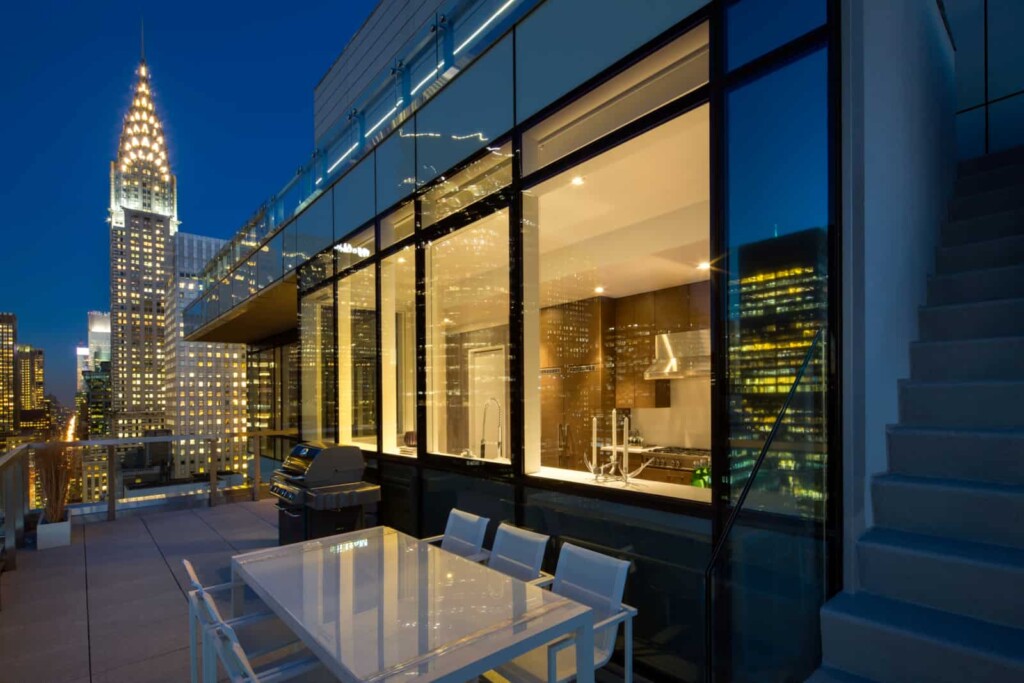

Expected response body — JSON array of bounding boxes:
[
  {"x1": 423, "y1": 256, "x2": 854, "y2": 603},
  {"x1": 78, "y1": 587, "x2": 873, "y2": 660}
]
[{"x1": 269, "y1": 443, "x2": 381, "y2": 545}]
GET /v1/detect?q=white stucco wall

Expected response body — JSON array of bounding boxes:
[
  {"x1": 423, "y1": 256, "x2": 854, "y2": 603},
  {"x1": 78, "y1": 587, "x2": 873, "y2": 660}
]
[{"x1": 841, "y1": 0, "x2": 956, "y2": 589}]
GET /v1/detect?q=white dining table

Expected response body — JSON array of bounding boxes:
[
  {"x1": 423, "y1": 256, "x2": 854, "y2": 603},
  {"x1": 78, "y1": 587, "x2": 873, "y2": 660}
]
[{"x1": 230, "y1": 526, "x2": 595, "y2": 683}]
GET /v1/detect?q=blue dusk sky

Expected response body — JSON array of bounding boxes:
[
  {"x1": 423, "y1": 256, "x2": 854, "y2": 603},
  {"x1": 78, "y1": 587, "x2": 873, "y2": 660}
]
[{"x1": 0, "y1": 0, "x2": 377, "y2": 405}]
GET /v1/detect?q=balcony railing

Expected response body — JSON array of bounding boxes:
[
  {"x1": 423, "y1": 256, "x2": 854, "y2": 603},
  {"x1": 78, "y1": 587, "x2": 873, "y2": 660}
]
[
  {"x1": 183, "y1": 0, "x2": 539, "y2": 337},
  {"x1": 0, "y1": 430, "x2": 297, "y2": 571}
]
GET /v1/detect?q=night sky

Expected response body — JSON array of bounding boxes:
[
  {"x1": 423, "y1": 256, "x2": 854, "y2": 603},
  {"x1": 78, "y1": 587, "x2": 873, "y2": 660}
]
[{"x1": 0, "y1": 0, "x2": 376, "y2": 406}]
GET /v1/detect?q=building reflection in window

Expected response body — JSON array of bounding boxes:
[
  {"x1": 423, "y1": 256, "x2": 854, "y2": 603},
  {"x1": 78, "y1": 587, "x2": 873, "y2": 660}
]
[
  {"x1": 336, "y1": 266, "x2": 377, "y2": 448},
  {"x1": 381, "y1": 247, "x2": 417, "y2": 455}
]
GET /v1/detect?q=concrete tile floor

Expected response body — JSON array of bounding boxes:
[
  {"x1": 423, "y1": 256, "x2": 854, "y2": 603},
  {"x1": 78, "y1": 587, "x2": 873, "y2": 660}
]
[{"x1": 0, "y1": 499, "x2": 279, "y2": 683}]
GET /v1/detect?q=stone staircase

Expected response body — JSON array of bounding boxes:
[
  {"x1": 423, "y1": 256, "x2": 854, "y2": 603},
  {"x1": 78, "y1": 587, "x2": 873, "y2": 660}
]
[{"x1": 808, "y1": 147, "x2": 1024, "y2": 683}]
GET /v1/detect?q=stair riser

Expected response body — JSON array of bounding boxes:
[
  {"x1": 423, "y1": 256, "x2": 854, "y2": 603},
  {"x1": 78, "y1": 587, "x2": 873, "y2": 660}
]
[
  {"x1": 956, "y1": 164, "x2": 1024, "y2": 196},
  {"x1": 899, "y1": 382, "x2": 1024, "y2": 429},
  {"x1": 959, "y1": 146, "x2": 1024, "y2": 175},
  {"x1": 858, "y1": 542, "x2": 1024, "y2": 629},
  {"x1": 821, "y1": 607, "x2": 1024, "y2": 683},
  {"x1": 936, "y1": 236, "x2": 1024, "y2": 274},
  {"x1": 919, "y1": 300, "x2": 1024, "y2": 340},
  {"x1": 927, "y1": 266, "x2": 1024, "y2": 305},
  {"x1": 951, "y1": 186, "x2": 1024, "y2": 220},
  {"x1": 888, "y1": 429, "x2": 1024, "y2": 485},
  {"x1": 910, "y1": 338, "x2": 1024, "y2": 381},
  {"x1": 942, "y1": 211, "x2": 1024, "y2": 246},
  {"x1": 873, "y1": 478, "x2": 1024, "y2": 548}
]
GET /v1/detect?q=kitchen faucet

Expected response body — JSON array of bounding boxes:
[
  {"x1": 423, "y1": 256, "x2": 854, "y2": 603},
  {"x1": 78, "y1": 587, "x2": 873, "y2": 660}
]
[{"x1": 480, "y1": 397, "x2": 503, "y2": 460}]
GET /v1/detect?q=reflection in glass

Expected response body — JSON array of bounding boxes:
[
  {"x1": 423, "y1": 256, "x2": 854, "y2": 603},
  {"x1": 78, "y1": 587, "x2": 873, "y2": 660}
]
[
  {"x1": 380, "y1": 202, "x2": 414, "y2": 249},
  {"x1": 375, "y1": 128, "x2": 416, "y2": 213},
  {"x1": 381, "y1": 248, "x2": 417, "y2": 456},
  {"x1": 335, "y1": 226, "x2": 374, "y2": 272},
  {"x1": 421, "y1": 143, "x2": 513, "y2": 229},
  {"x1": 726, "y1": 48, "x2": 829, "y2": 517},
  {"x1": 426, "y1": 211, "x2": 511, "y2": 462},
  {"x1": 337, "y1": 267, "x2": 377, "y2": 448},
  {"x1": 726, "y1": 0, "x2": 826, "y2": 70},
  {"x1": 300, "y1": 287, "x2": 336, "y2": 443},
  {"x1": 523, "y1": 23, "x2": 709, "y2": 175},
  {"x1": 524, "y1": 107, "x2": 711, "y2": 498}
]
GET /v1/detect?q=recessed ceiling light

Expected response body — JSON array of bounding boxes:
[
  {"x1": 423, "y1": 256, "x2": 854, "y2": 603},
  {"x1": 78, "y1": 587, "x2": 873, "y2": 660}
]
[
  {"x1": 594, "y1": 286, "x2": 605, "y2": 294},
  {"x1": 697, "y1": 261, "x2": 711, "y2": 271},
  {"x1": 397, "y1": 257, "x2": 407, "y2": 264},
  {"x1": 571, "y1": 176, "x2": 585, "y2": 187}
]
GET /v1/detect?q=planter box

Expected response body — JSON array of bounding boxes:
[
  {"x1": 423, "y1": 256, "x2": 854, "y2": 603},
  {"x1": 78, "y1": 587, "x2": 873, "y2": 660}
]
[{"x1": 37, "y1": 517, "x2": 71, "y2": 550}]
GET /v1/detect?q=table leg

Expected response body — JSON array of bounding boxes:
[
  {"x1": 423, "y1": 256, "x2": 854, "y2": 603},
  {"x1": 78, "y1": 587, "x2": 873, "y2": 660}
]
[
  {"x1": 574, "y1": 612, "x2": 595, "y2": 683},
  {"x1": 231, "y1": 564, "x2": 244, "y2": 618}
]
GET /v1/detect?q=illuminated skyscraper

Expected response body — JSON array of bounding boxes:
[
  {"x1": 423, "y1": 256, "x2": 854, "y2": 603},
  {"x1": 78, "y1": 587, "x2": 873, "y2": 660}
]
[
  {"x1": 109, "y1": 47, "x2": 177, "y2": 439},
  {"x1": 15, "y1": 345, "x2": 45, "y2": 412},
  {"x1": 0, "y1": 313, "x2": 15, "y2": 435},
  {"x1": 164, "y1": 232, "x2": 247, "y2": 478}
]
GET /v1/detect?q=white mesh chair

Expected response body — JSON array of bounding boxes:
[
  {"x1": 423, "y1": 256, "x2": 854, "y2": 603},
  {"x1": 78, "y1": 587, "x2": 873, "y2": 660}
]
[
  {"x1": 199, "y1": 592, "x2": 330, "y2": 683},
  {"x1": 422, "y1": 508, "x2": 491, "y2": 562},
  {"x1": 493, "y1": 543, "x2": 637, "y2": 683},
  {"x1": 488, "y1": 523, "x2": 553, "y2": 586},
  {"x1": 183, "y1": 559, "x2": 303, "y2": 683}
]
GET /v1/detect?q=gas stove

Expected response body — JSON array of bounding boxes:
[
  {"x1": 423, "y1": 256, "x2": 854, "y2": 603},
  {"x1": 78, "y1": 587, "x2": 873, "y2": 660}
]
[{"x1": 644, "y1": 447, "x2": 711, "y2": 471}]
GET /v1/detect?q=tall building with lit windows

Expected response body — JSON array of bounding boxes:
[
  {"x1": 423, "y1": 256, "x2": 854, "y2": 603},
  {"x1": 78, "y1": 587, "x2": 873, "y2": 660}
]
[
  {"x1": 165, "y1": 232, "x2": 247, "y2": 478},
  {"x1": 0, "y1": 313, "x2": 16, "y2": 436},
  {"x1": 109, "y1": 49, "x2": 177, "y2": 439},
  {"x1": 15, "y1": 345, "x2": 45, "y2": 413}
]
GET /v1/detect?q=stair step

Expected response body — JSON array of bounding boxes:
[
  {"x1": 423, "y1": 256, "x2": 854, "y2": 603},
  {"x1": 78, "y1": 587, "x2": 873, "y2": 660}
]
[
  {"x1": 858, "y1": 528, "x2": 1024, "y2": 629},
  {"x1": 873, "y1": 473, "x2": 1024, "y2": 548},
  {"x1": 899, "y1": 380, "x2": 1024, "y2": 429},
  {"x1": 805, "y1": 668, "x2": 878, "y2": 683},
  {"x1": 919, "y1": 297, "x2": 1024, "y2": 341},
  {"x1": 959, "y1": 144, "x2": 1024, "y2": 175},
  {"x1": 927, "y1": 263, "x2": 1024, "y2": 305},
  {"x1": 942, "y1": 207, "x2": 1024, "y2": 246},
  {"x1": 950, "y1": 184, "x2": 1024, "y2": 220},
  {"x1": 820, "y1": 592, "x2": 1024, "y2": 683},
  {"x1": 935, "y1": 234, "x2": 1024, "y2": 274},
  {"x1": 955, "y1": 163, "x2": 1024, "y2": 197},
  {"x1": 888, "y1": 426, "x2": 1024, "y2": 485},
  {"x1": 910, "y1": 337, "x2": 1024, "y2": 381}
]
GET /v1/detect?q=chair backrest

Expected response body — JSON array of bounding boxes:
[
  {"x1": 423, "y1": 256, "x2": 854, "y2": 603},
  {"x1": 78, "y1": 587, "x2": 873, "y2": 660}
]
[
  {"x1": 552, "y1": 543, "x2": 630, "y2": 658},
  {"x1": 488, "y1": 523, "x2": 548, "y2": 582},
  {"x1": 440, "y1": 509, "x2": 489, "y2": 558},
  {"x1": 201, "y1": 592, "x2": 261, "y2": 682}
]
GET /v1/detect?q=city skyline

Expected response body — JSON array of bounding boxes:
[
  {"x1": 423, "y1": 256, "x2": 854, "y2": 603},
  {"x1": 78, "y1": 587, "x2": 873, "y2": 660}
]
[{"x1": 0, "y1": 0, "x2": 377, "y2": 405}]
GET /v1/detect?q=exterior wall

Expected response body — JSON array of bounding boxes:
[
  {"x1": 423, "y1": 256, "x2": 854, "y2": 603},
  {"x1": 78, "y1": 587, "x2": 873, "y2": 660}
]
[
  {"x1": 841, "y1": 0, "x2": 956, "y2": 589},
  {"x1": 946, "y1": 0, "x2": 1024, "y2": 158},
  {"x1": 0, "y1": 314, "x2": 15, "y2": 435},
  {"x1": 165, "y1": 232, "x2": 247, "y2": 478},
  {"x1": 313, "y1": 0, "x2": 446, "y2": 145}
]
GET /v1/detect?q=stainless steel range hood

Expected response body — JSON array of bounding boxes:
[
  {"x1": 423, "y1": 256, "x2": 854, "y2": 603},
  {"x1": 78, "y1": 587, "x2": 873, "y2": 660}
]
[{"x1": 643, "y1": 329, "x2": 711, "y2": 380}]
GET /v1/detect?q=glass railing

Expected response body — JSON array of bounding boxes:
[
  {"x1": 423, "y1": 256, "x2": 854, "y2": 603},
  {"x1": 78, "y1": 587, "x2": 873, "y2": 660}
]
[
  {"x1": 0, "y1": 430, "x2": 296, "y2": 570},
  {"x1": 704, "y1": 327, "x2": 830, "y2": 683},
  {"x1": 183, "y1": 0, "x2": 540, "y2": 336}
]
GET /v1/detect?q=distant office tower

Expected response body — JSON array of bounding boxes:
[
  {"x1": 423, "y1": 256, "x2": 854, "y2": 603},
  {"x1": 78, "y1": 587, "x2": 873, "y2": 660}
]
[
  {"x1": 88, "y1": 311, "x2": 111, "y2": 367},
  {"x1": 15, "y1": 345, "x2": 45, "y2": 412},
  {"x1": 81, "y1": 360, "x2": 113, "y2": 502},
  {"x1": 727, "y1": 227, "x2": 828, "y2": 517},
  {"x1": 76, "y1": 346, "x2": 90, "y2": 392},
  {"x1": 0, "y1": 313, "x2": 15, "y2": 435},
  {"x1": 109, "y1": 50, "x2": 178, "y2": 439},
  {"x1": 165, "y1": 232, "x2": 247, "y2": 478}
]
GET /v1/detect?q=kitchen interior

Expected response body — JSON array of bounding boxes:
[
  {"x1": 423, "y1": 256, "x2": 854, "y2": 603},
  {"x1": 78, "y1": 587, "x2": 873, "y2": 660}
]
[{"x1": 525, "y1": 103, "x2": 712, "y2": 499}]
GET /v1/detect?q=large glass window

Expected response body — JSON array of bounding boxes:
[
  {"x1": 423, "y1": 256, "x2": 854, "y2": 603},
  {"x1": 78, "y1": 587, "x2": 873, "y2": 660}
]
[
  {"x1": 375, "y1": 128, "x2": 416, "y2": 213},
  {"x1": 336, "y1": 267, "x2": 377, "y2": 448},
  {"x1": 524, "y1": 106, "x2": 711, "y2": 501},
  {"x1": 295, "y1": 190, "x2": 334, "y2": 263},
  {"x1": 523, "y1": 23, "x2": 708, "y2": 175},
  {"x1": 425, "y1": 210, "x2": 511, "y2": 462},
  {"x1": 380, "y1": 202, "x2": 414, "y2": 250},
  {"x1": 515, "y1": 0, "x2": 709, "y2": 122},
  {"x1": 335, "y1": 226, "x2": 374, "y2": 272},
  {"x1": 300, "y1": 287, "x2": 336, "y2": 443},
  {"x1": 725, "y1": 48, "x2": 829, "y2": 517},
  {"x1": 726, "y1": 0, "x2": 826, "y2": 70},
  {"x1": 333, "y1": 155, "x2": 376, "y2": 239},
  {"x1": 381, "y1": 247, "x2": 417, "y2": 456},
  {"x1": 420, "y1": 142, "x2": 513, "y2": 229}
]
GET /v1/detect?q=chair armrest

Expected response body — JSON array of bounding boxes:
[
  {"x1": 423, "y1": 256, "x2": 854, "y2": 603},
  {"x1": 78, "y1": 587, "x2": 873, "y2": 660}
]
[
  {"x1": 593, "y1": 603, "x2": 638, "y2": 631},
  {"x1": 196, "y1": 579, "x2": 243, "y2": 595},
  {"x1": 528, "y1": 571, "x2": 554, "y2": 588},
  {"x1": 465, "y1": 549, "x2": 491, "y2": 563},
  {"x1": 421, "y1": 535, "x2": 444, "y2": 545},
  {"x1": 223, "y1": 610, "x2": 274, "y2": 629}
]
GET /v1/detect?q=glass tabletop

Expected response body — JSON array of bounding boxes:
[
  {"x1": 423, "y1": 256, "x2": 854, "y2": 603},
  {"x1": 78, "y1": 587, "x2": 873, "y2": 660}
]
[{"x1": 232, "y1": 526, "x2": 588, "y2": 683}]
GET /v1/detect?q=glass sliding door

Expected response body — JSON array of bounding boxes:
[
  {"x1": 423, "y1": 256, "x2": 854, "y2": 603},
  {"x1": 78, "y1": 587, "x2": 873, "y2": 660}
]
[
  {"x1": 381, "y1": 246, "x2": 417, "y2": 456},
  {"x1": 300, "y1": 287, "x2": 336, "y2": 443},
  {"x1": 425, "y1": 210, "x2": 511, "y2": 462}
]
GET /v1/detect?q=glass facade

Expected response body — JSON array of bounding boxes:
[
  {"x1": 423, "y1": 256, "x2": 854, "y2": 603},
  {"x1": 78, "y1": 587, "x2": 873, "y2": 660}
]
[{"x1": 274, "y1": 2, "x2": 839, "y2": 681}]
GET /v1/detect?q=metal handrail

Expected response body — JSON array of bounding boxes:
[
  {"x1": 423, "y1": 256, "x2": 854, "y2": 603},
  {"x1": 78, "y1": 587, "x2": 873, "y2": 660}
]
[
  {"x1": 0, "y1": 429, "x2": 297, "y2": 571},
  {"x1": 702, "y1": 326, "x2": 825, "y2": 683}
]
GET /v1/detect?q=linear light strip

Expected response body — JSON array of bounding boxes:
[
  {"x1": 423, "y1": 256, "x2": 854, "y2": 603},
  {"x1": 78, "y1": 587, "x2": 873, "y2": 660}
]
[
  {"x1": 326, "y1": 142, "x2": 360, "y2": 175},
  {"x1": 453, "y1": 0, "x2": 516, "y2": 56}
]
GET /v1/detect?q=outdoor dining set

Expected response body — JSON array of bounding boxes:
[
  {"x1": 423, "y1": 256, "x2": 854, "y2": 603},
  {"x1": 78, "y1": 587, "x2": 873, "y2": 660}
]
[{"x1": 184, "y1": 508, "x2": 637, "y2": 683}]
